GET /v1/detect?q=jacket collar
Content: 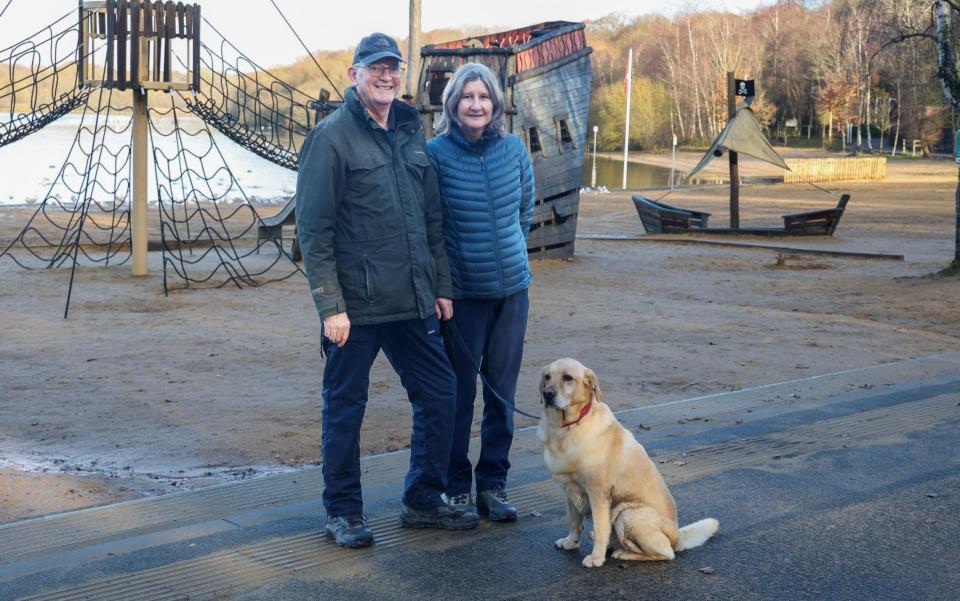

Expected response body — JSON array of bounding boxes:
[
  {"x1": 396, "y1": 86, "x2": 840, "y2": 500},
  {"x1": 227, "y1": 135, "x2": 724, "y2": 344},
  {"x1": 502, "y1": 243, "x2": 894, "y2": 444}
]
[
  {"x1": 446, "y1": 123, "x2": 495, "y2": 153},
  {"x1": 345, "y1": 86, "x2": 419, "y2": 131}
]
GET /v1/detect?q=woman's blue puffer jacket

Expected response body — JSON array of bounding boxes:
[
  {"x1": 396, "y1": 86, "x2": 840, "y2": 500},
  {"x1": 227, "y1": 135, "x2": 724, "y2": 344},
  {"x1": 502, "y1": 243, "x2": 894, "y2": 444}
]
[{"x1": 427, "y1": 125, "x2": 536, "y2": 299}]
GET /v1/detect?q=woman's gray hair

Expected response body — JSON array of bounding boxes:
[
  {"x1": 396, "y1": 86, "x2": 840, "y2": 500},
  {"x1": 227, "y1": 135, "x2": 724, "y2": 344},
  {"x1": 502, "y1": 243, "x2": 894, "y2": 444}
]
[{"x1": 436, "y1": 62, "x2": 508, "y2": 138}]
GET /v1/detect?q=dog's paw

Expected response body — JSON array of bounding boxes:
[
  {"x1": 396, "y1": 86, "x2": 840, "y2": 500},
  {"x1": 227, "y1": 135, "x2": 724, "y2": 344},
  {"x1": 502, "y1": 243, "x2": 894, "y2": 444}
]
[
  {"x1": 582, "y1": 553, "x2": 606, "y2": 568},
  {"x1": 554, "y1": 536, "x2": 580, "y2": 550},
  {"x1": 611, "y1": 549, "x2": 632, "y2": 560}
]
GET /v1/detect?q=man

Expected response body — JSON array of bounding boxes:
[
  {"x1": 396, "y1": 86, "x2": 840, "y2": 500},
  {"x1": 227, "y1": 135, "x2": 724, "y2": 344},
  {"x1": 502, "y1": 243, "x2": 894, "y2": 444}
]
[{"x1": 295, "y1": 32, "x2": 478, "y2": 548}]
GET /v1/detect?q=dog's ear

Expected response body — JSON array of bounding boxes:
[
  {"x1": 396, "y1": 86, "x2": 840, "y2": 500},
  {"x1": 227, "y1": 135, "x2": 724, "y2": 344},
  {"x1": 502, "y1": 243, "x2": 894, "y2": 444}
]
[{"x1": 584, "y1": 368, "x2": 602, "y2": 402}]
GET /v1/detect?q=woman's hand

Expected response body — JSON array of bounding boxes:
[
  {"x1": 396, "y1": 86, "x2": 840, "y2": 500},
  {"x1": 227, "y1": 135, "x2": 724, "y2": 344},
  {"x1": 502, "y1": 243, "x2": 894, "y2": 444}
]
[{"x1": 435, "y1": 297, "x2": 453, "y2": 321}]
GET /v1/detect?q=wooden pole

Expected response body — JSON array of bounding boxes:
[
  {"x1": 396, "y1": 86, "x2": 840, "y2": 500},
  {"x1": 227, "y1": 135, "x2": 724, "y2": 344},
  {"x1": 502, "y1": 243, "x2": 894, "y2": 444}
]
[
  {"x1": 131, "y1": 88, "x2": 149, "y2": 276},
  {"x1": 727, "y1": 71, "x2": 740, "y2": 228},
  {"x1": 622, "y1": 47, "x2": 633, "y2": 189},
  {"x1": 406, "y1": 0, "x2": 422, "y2": 101}
]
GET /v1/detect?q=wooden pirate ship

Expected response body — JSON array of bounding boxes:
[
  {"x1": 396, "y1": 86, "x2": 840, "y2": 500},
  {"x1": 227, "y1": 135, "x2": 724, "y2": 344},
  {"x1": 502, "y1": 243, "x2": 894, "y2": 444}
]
[
  {"x1": 633, "y1": 74, "x2": 851, "y2": 237},
  {"x1": 415, "y1": 22, "x2": 593, "y2": 259}
]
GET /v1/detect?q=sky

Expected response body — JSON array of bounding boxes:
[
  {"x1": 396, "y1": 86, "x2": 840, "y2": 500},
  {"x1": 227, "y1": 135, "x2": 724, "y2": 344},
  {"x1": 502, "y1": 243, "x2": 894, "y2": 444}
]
[{"x1": 1, "y1": 0, "x2": 772, "y2": 68}]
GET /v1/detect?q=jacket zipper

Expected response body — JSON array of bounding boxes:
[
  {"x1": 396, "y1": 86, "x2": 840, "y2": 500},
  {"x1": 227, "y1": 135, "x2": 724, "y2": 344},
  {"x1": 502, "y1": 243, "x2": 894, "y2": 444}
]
[
  {"x1": 390, "y1": 126, "x2": 425, "y2": 316},
  {"x1": 479, "y1": 152, "x2": 505, "y2": 294}
]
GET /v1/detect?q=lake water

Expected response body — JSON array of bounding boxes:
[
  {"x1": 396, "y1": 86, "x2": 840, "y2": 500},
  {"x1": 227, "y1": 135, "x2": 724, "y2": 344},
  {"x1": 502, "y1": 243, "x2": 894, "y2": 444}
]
[
  {"x1": 0, "y1": 115, "x2": 297, "y2": 207},
  {"x1": 1, "y1": 117, "x2": 719, "y2": 207},
  {"x1": 582, "y1": 155, "x2": 724, "y2": 189}
]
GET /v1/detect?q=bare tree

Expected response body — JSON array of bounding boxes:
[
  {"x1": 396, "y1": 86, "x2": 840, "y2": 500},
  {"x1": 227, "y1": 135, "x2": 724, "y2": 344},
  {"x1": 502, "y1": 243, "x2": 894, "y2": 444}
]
[
  {"x1": 932, "y1": 0, "x2": 960, "y2": 266},
  {"x1": 875, "y1": 0, "x2": 960, "y2": 266},
  {"x1": 658, "y1": 24, "x2": 688, "y2": 139}
]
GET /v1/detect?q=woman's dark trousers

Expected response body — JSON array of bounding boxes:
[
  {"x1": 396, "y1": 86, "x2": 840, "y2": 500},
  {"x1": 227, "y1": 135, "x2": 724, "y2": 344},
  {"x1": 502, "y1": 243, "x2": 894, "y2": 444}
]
[{"x1": 446, "y1": 289, "x2": 529, "y2": 496}]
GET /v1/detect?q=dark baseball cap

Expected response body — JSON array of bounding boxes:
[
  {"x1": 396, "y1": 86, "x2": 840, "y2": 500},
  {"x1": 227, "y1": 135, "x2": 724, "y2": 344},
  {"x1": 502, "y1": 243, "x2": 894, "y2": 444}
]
[{"x1": 353, "y1": 32, "x2": 405, "y2": 66}]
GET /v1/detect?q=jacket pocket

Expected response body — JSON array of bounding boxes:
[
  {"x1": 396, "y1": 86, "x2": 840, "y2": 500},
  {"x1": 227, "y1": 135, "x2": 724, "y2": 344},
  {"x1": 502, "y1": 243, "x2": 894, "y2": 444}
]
[
  {"x1": 361, "y1": 254, "x2": 373, "y2": 302},
  {"x1": 334, "y1": 247, "x2": 365, "y2": 307},
  {"x1": 362, "y1": 234, "x2": 415, "y2": 317},
  {"x1": 346, "y1": 152, "x2": 390, "y2": 184},
  {"x1": 345, "y1": 152, "x2": 402, "y2": 241},
  {"x1": 405, "y1": 151, "x2": 431, "y2": 188}
]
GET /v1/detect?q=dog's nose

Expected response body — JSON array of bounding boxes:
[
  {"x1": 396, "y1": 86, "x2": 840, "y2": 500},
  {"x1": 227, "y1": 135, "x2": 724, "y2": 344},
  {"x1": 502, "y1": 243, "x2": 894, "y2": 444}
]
[{"x1": 542, "y1": 388, "x2": 556, "y2": 404}]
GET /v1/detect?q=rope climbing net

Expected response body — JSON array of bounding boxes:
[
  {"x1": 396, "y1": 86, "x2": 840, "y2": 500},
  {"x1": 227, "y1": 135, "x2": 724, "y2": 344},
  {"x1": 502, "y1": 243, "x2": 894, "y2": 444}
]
[
  {"x1": 0, "y1": 86, "x2": 133, "y2": 275},
  {"x1": 0, "y1": 5, "x2": 336, "y2": 314},
  {"x1": 148, "y1": 98, "x2": 304, "y2": 292},
  {"x1": 182, "y1": 18, "x2": 340, "y2": 172},
  {"x1": 0, "y1": 10, "x2": 89, "y2": 147}
]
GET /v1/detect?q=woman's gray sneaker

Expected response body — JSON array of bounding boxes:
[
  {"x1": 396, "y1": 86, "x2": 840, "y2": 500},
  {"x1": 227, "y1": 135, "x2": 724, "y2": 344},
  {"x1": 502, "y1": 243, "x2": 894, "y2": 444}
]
[
  {"x1": 325, "y1": 513, "x2": 375, "y2": 547},
  {"x1": 400, "y1": 503, "x2": 480, "y2": 529},
  {"x1": 477, "y1": 487, "x2": 518, "y2": 522}
]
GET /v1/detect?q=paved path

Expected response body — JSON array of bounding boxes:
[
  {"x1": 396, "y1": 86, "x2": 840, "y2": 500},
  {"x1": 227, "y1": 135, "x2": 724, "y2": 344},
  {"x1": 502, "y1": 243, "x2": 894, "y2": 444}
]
[{"x1": 2, "y1": 353, "x2": 959, "y2": 600}]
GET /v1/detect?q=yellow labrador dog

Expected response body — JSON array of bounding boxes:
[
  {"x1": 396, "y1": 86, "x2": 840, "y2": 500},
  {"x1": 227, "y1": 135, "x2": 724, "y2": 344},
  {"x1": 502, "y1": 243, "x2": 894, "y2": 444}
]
[{"x1": 537, "y1": 358, "x2": 719, "y2": 568}]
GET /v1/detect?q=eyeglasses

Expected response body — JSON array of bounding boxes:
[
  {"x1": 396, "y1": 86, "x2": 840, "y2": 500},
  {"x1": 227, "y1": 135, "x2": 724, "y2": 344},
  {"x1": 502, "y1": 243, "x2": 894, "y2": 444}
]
[{"x1": 359, "y1": 63, "x2": 405, "y2": 78}]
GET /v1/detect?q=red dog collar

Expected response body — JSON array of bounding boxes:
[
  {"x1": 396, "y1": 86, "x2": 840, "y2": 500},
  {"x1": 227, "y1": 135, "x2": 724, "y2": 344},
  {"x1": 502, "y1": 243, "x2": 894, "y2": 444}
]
[{"x1": 562, "y1": 399, "x2": 593, "y2": 428}]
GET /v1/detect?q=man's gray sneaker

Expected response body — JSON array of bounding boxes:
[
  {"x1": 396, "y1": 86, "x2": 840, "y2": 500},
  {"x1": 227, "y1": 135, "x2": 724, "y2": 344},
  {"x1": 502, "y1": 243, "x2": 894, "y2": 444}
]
[
  {"x1": 446, "y1": 492, "x2": 479, "y2": 521},
  {"x1": 477, "y1": 486, "x2": 518, "y2": 522},
  {"x1": 325, "y1": 513, "x2": 375, "y2": 547},
  {"x1": 400, "y1": 503, "x2": 480, "y2": 530}
]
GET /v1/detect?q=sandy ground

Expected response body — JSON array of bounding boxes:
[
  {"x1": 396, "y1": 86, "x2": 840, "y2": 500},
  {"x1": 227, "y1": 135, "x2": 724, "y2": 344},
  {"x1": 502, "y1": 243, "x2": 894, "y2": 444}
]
[{"x1": 1, "y1": 156, "x2": 959, "y2": 524}]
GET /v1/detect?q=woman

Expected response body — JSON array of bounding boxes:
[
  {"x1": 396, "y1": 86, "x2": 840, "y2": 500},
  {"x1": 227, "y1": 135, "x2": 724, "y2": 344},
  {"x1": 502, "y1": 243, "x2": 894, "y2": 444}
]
[{"x1": 427, "y1": 62, "x2": 535, "y2": 522}]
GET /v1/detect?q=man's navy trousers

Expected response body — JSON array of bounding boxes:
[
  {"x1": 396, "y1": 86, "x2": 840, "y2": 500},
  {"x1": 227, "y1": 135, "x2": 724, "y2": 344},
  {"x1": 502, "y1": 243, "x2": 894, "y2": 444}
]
[{"x1": 321, "y1": 315, "x2": 456, "y2": 517}]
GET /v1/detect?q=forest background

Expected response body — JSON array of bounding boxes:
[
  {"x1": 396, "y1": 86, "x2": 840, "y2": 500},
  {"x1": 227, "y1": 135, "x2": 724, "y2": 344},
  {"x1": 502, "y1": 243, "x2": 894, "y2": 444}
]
[
  {"x1": 261, "y1": 0, "x2": 955, "y2": 155},
  {"x1": 1, "y1": 0, "x2": 953, "y2": 154}
]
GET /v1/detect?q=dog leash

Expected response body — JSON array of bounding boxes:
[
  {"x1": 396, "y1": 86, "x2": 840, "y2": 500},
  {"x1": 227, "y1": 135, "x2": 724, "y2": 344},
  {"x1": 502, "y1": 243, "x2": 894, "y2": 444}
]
[{"x1": 441, "y1": 319, "x2": 541, "y2": 420}]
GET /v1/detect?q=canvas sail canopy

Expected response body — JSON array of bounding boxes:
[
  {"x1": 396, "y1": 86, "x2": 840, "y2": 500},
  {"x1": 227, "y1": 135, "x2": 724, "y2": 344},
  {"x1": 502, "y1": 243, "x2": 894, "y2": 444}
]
[{"x1": 684, "y1": 106, "x2": 790, "y2": 182}]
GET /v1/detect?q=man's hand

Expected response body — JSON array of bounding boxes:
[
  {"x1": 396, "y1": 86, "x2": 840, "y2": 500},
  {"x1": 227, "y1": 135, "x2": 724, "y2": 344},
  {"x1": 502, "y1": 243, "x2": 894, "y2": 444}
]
[
  {"x1": 435, "y1": 297, "x2": 453, "y2": 321},
  {"x1": 323, "y1": 312, "x2": 351, "y2": 347}
]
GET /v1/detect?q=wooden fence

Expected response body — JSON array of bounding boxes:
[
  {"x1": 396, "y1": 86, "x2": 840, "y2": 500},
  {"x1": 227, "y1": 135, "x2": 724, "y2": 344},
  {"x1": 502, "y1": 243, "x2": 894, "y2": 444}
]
[{"x1": 783, "y1": 156, "x2": 886, "y2": 183}]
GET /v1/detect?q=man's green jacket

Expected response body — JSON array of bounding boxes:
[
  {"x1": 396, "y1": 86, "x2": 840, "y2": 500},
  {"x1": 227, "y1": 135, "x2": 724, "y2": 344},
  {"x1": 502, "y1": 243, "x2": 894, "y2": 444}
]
[{"x1": 294, "y1": 87, "x2": 453, "y2": 325}]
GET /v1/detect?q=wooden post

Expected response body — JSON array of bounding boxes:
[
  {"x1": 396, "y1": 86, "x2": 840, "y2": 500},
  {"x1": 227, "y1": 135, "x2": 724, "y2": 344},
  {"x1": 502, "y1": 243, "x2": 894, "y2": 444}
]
[
  {"x1": 622, "y1": 47, "x2": 633, "y2": 189},
  {"x1": 131, "y1": 88, "x2": 149, "y2": 276},
  {"x1": 505, "y1": 54, "x2": 516, "y2": 131},
  {"x1": 727, "y1": 71, "x2": 739, "y2": 229},
  {"x1": 78, "y1": 3, "x2": 86, "y2": 85},
  {"x1": 105, "y1": 0, "x2": 115, "y2": 88},
  {"x1": 406, "y1": 0, "x2": 422, "y2": 101},
  {"x1": 192, "y1": 4, "x2": 201, "y2": 92}
]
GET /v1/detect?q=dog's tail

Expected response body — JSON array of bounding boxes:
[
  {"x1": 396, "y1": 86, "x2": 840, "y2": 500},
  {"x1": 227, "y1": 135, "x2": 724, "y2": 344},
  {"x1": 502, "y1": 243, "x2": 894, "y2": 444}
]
[{"x1": 674, "y1": 518, "x2": 719, "y2": 551}]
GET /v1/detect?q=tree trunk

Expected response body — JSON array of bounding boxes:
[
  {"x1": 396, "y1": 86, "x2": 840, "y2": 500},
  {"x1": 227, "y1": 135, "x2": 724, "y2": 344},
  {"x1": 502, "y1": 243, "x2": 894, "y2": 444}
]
[
  {"x1": 892, "y1": 79, "x2": 901, "y2": 157},
  {"x1": 687, "y1": 21, "x2": 705, "y2": 140},
  {"x1": 675, "y1": 95, "x2": 686, "y2": 138},
  {"x1": 933, "y1": 0, "x2": 960, "y2": 264},
  {"x1": 956, "y1": 165, "x2": 960, "y2": 263}
]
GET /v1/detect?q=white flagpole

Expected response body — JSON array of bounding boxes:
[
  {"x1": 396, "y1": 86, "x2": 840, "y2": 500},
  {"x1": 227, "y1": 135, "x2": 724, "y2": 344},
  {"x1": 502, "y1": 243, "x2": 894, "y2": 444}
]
[
  {"x1": 622, "y1": 47, "x2": 633, "y2": 189},
  {"x1": 406, "y1": 0, "x2": 422, "y2": 100}
]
